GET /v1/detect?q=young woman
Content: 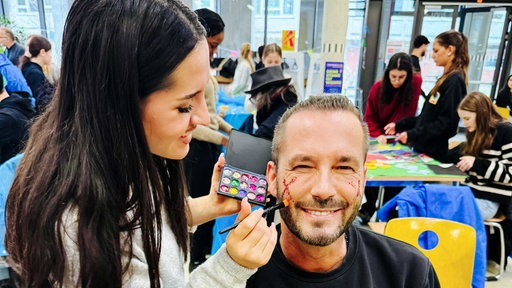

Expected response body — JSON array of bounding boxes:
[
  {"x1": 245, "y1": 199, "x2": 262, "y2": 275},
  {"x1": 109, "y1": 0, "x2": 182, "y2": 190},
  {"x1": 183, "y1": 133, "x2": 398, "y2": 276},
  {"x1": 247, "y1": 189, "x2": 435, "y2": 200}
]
[
  {"x1": 5, "y1": 1, "x2": 277, "y2": 287},
  {"x1": 228, "y1": 42, "x2": 254, "y2": 96},
  {"x1": 495, "y1": 74, "x2": 512, "y2": 112},
  {"x1": 452, "y1": 91, "x2": 512, "y2": 269},
  {"x1": 20, "y1": 34, "x2": 54, "y2": 114},
  {"x1": 261, "y1": 43, "x2": 283, "y2": 68},
  {"x1": 365, "y1": 52, "x2": 421, "y2": 145},
  {"x1": 385, "y1": 30, "x2": 469, "y2": 162}
]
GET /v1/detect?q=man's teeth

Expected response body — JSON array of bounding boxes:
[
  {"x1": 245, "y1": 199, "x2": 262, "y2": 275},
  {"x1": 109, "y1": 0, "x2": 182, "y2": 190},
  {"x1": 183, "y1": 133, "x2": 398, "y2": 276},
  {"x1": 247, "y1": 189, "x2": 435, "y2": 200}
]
[{"x1": 306, "y1": 210, "x2": 333, "y2": 216}]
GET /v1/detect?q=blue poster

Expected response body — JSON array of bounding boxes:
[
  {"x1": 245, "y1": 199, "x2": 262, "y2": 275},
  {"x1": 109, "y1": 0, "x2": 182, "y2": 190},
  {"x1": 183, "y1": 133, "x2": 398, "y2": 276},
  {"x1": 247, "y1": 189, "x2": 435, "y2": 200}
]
[{"x1": 323, "y1": 61, "x2": 343, "y2": 94}]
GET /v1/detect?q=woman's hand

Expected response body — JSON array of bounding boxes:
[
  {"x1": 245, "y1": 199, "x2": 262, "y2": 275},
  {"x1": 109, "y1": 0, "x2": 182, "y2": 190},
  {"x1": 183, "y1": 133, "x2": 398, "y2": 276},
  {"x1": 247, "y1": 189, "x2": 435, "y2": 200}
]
[
  {"x1": 376, "y1": 135, "x2": 387, "y2": 145},
  {"x1": 207, "y1": 153, "x2": 241, "y2": 215},
  {"x1": 187, "y1": 154, "x2": 242, "y2": 226},
  {"x1": 384, "y1": 122, "x2": 396, "y2": 135},
  {"x1": 225, "y1": 198, "x2": 278, "y2": 269},
  {"x1": 395, "y1": 132, "x2": 408, "y2": 144},
  {"x1": 456, "y1": 156, "x2": 475, "y2": 172}
]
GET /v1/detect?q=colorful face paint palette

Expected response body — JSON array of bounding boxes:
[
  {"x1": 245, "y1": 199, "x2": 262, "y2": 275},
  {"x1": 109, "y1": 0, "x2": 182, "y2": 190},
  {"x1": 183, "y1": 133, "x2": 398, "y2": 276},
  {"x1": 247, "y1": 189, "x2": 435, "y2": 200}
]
[{"x1": 218, "y1": 130, "x2": 272, "y2": 206}]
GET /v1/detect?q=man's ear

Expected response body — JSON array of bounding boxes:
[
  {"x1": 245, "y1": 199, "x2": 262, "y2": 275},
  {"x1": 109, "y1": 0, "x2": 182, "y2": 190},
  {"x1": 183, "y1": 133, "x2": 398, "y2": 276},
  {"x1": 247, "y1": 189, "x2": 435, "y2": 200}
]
[{"x1": 266, "y1": 160, "x2": 277, "y2": 197}]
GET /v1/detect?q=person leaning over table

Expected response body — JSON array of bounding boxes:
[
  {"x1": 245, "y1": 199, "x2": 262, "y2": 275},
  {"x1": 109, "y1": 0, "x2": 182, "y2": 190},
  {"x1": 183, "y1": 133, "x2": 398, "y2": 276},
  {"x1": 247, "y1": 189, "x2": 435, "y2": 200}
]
[
  {"x1": 245, "y1": 95, "x2": 440, "y2": 287},
  {"x1": 385, "y1": 30, "x2": 469, "y2": 163},
  {"x1": 449, "y1": 91, "x2": 512, "y2": 272},
  {"x1": 4, "y1": 1, "x2": 277, "y2": 287},
  {"x1": 357, "y1": 52, "x2": 421, "y2": 225}
]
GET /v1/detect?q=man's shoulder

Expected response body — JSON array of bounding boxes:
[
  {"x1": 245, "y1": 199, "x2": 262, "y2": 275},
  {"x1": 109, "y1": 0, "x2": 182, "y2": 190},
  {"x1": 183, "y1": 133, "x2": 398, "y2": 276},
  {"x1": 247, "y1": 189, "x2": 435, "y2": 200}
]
[{"x1": 355, "y1": 226, "x2": 428, "y2": 260}]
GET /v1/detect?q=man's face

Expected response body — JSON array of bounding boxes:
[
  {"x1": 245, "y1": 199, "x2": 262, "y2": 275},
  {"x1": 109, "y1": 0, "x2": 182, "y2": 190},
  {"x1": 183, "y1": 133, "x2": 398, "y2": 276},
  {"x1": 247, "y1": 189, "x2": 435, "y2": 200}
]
[
  {"x1": 0, "y1": 30, "x2": 10, "y2": 47},
  {"x1": 420, "y1": 44, "x2": 428, "y2": 57},
  {"x1": 267, "y1": 110, "x2": 367, "y2": 246}
]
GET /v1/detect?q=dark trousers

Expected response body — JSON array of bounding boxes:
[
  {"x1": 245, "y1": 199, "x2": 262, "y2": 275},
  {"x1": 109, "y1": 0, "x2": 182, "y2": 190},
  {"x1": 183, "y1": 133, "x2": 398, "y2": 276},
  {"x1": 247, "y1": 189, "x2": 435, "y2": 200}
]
[
  {"x1": 183, "y1": 139, "x2": 222, "y2": 271},
  {"x1": 359, "y1": 186, "x2": 403, "y2": 222},
  {"x1": 487, "y1": 217, "x2": 512, "y2": 268}
]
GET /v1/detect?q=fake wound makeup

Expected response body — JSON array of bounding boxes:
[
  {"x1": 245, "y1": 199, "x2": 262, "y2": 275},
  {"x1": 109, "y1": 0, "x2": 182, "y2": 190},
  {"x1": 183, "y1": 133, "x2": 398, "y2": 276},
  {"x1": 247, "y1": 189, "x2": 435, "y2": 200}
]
[{"x1": 218, "y1": 130, "x2": 272, "y2": 206}]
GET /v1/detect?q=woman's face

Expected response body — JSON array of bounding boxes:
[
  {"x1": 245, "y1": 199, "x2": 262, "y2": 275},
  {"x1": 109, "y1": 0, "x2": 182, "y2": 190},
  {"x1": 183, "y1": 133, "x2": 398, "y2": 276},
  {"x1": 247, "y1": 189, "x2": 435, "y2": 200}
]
[
  {"x1": 432, "y1": 40, "x2": 454, "y2": 68},
  {"x1": 458, "y1": 109, "x2": 477, "y2": 133},
  {"x1": 388, "y1": 69, "x2": 407, "y2": 89},
  {"x1": 207, "y1": 32, "x2": 224, "y2": 60},
  {"x1": 263, "y1": 52, "x2": 282, "y2": 67},
  {"x1": 507, "y1": 76, "x2": 512, "y2": 89},
  {"x1": 141, "y1": 40, "x2": 210, "y2": 160}
]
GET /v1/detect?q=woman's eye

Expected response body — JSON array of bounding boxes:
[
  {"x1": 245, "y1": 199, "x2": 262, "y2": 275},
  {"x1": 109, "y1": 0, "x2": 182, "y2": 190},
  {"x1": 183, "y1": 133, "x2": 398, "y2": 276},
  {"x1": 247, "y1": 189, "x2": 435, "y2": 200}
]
[{"x1": 178, "y1": 105, "x2": 193, "y2": 113}]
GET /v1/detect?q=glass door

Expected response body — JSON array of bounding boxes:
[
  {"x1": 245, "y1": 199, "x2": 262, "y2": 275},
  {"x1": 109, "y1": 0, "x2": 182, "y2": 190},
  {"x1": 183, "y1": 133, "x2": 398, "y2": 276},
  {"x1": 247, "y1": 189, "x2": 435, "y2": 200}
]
[{"x1": 460, "y1": 7, "x2": 508, "y2": 97}]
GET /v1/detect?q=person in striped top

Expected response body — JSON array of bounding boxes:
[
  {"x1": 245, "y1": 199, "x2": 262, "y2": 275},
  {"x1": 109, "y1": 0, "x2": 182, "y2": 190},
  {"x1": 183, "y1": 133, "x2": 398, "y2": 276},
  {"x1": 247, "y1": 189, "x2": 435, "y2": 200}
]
[{"x1": 452, "y1": 91, "x2": 512, "y2": 268}]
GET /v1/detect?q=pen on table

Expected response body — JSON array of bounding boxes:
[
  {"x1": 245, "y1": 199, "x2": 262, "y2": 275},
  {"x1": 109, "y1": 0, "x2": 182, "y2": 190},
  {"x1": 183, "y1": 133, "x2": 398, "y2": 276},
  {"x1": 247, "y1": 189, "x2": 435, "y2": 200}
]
[{"x1": 218, "y1": 199, "x2": 290, "y2": 234}]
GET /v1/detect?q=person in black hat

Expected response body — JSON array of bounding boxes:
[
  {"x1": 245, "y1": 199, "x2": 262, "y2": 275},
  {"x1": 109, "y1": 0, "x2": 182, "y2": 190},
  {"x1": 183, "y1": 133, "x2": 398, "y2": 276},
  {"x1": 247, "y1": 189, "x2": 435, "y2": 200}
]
[
  {"x1": 411, "y1": 35, "x2": 430, "y2": 73},
  {"x1": 246, "y1": 65, "x2": 299, "y2": 141}
]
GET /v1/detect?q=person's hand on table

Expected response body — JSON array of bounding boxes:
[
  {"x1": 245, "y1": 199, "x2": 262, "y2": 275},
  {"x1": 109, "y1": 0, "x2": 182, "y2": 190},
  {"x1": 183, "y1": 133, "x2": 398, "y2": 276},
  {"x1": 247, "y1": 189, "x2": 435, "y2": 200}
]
[
  {"x1": 377, "y1": 135, "x2": 387, "y2": 145},
  {"x1": 384, "y1": 122, "x2": 396, "y2": 135},
  {"x1": 225, "y1": 198, "x2": 277, "y2": 269},
  {"x1": 456, "y1": 156, "x2": 475, "y2": 172},
  {"x1": 395, "y1": 132, "x2": 408, "y2": 144}
]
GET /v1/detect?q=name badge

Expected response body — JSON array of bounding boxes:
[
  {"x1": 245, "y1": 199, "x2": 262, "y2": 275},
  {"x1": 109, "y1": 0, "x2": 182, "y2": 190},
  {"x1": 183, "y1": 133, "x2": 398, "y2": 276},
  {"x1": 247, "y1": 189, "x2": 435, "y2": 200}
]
[{"x1": 429, "y1": 92, "x2": 440, "y2": 105}]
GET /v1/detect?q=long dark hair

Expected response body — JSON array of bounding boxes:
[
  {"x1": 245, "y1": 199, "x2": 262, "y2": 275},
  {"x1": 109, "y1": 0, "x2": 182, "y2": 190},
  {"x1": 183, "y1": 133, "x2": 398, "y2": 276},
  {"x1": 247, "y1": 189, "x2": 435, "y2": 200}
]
[
  {"x1": 459, "y1": 92, "x2": 503, "y2": 156},
  {"x1": 5, "y1": 1, "x2": 205, "y2": 287},
  {"x1": 430, "y1": 30, "x2": 469, "y2": 96},
  {"x1": 380, "y1": 52, "x2": 413, "y2": 106},
  {"x1": 498, "y1": 74, "x2": 512, "y2": 96}
]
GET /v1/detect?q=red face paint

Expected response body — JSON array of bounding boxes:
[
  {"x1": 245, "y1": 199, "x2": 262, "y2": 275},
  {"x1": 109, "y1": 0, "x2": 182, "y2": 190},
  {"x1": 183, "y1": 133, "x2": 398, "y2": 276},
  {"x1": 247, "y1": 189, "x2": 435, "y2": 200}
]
[{"x1": 281, "y1": 176, "x2": 297, "y2": 202}]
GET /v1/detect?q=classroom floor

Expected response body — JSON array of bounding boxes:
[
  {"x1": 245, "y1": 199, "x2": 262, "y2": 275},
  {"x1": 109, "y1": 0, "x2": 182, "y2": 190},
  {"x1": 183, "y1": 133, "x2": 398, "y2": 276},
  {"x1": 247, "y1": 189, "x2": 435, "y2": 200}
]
[{"x1": 486, "y1": 258, "x2": 512, "y2": 287}]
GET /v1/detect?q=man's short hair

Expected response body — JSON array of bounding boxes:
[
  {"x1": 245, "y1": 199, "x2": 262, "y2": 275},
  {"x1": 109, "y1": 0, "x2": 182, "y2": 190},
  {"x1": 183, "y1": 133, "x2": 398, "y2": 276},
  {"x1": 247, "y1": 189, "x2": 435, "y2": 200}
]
[
  {"x1": 271, "y1": 95, "x2": 369, "y2": 163},
  {"x1": 413, "y1": 35, "x2": 430, "y2": 48}
]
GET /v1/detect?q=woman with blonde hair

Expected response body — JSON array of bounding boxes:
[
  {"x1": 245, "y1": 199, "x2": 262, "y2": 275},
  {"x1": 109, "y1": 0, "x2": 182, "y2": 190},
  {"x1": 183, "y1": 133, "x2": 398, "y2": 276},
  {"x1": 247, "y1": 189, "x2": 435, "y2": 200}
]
[
  {"x1": 228, "y1": 42, "x2": 254, "y2": 96},
  {"x1": 386, "y1": 30, "x2": 469, "y2": 162}
]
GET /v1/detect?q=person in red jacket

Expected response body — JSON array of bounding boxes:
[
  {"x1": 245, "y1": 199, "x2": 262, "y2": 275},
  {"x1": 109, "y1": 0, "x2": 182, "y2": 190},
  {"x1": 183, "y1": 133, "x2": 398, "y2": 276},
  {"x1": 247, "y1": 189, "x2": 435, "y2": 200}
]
[
  {"x1": 364, "y1": 52, "x2": 422, "y2": 144},
  {"x1": 357, "y1": 52, "x2": 421, "y2": 224}
]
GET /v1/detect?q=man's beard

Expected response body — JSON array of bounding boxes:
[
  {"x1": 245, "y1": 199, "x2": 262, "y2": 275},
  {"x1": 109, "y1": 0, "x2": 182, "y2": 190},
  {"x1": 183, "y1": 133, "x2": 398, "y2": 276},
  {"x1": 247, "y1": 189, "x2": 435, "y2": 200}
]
[{"x1": 277, "y1": 183, "x2": 360, "y2": 246}]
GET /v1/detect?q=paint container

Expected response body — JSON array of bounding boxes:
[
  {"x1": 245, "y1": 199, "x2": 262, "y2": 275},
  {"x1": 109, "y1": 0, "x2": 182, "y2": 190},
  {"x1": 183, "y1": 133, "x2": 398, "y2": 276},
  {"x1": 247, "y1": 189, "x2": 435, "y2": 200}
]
[{"x1": 218, "y1": 130, "x2": 272, "y2": 206}]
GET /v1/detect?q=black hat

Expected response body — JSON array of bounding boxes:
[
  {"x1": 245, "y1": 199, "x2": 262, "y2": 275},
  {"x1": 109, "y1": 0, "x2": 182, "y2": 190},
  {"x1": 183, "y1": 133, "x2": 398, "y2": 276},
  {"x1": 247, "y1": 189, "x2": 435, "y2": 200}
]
[
  {"x1": 413, "y1": 35, "x2": 430, "y2": 48},
  {"x1": 245, "y1": 65, "x2": 292, "y2": 94}
]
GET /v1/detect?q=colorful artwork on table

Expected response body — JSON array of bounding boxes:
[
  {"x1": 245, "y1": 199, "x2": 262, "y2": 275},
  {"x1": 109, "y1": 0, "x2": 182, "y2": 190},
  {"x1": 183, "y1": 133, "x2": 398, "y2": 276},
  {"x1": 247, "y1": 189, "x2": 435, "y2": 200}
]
[{"x1": 365, "y1": 143, "x2": 460, "y2": 179}]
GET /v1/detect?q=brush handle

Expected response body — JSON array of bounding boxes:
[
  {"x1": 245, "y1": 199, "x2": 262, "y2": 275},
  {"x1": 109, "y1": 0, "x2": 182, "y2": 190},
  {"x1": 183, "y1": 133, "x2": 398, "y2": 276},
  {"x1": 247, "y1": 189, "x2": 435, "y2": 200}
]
[{"x1": 218, "y1": 202, "x2": 285, "y2": 234}]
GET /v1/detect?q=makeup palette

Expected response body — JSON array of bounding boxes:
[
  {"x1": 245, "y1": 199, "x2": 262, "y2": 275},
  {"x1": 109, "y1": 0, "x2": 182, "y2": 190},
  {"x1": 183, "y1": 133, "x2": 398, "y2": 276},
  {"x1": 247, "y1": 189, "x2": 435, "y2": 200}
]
[{"x1": 218, "y1": 130, "x2": 272, "y2": 206}]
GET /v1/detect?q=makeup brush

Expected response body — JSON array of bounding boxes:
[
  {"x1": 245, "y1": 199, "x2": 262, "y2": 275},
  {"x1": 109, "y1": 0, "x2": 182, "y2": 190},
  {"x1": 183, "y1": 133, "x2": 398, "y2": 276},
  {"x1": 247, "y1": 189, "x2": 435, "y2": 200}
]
[{"x1": 218, "y1": 199, "x2": 290, "y2": 234}]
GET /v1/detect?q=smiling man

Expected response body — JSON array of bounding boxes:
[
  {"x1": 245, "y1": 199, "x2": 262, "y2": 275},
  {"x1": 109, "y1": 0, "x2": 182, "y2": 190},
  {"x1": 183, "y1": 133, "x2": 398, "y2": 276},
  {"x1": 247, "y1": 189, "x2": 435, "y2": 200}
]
[{"x1": 246, "y1": 95, "x2": 440, "y2": 288}]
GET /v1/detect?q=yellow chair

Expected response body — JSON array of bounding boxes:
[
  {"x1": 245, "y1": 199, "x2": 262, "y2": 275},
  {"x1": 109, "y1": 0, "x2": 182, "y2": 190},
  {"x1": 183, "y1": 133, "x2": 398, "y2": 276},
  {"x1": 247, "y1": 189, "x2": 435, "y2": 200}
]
[
  {"x1": 384, "y1": 217, "x2": 476, "y2": 288},
  {"x1": 494, "y1": 105, "x2": 510, "y2": 120}
]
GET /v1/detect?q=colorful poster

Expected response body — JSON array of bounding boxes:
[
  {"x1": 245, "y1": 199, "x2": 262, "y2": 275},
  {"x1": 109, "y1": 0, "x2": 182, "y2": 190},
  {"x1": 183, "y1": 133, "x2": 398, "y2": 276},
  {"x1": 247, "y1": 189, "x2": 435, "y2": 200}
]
[
  {"x1": 323, "y1": 61, "x2": 343, "y2": 94},
  {"x1": 282, "y1": 30, "x2": 295, "y2": 51}
]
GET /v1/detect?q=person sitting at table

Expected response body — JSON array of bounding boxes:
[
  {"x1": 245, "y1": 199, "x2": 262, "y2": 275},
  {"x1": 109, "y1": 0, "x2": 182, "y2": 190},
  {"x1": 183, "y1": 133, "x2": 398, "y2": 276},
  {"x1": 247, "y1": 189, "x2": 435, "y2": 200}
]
[
  {"x1": 357, "y1": 52, "x2": 422, "y2": 224},
  {"x1": 495, "y1": 74, "x2": 512, "y2": 114},
  {"x1": 245, "y1": 65, "x2": 298, "y2": 141},
  {"x1": 450, "y1": 91, "x2": 512, "y2": 272},
  {"x1": 245, "y1": 95, "x2": 440, "y2": 287},
  {"x1": 385, "y1": 30, "x2": 469, "y2": 163},
  {"x1": 184, "y1": 8, "x2": 233, "y2": 272}
]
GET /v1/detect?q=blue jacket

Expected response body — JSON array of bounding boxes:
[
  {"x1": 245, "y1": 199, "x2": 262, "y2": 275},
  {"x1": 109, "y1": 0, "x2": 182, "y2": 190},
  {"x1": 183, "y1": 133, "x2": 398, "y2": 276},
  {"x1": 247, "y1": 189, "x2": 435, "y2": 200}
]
[
  {"x1": 378, "y1": 184, "x2": 486, "y2": 288},
  {"x1": 0, "y1": 54, "x2": 33, "y2": 99},
  {"x1": 0, "y1": 153, "x2": 22, "y2": 256}
]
